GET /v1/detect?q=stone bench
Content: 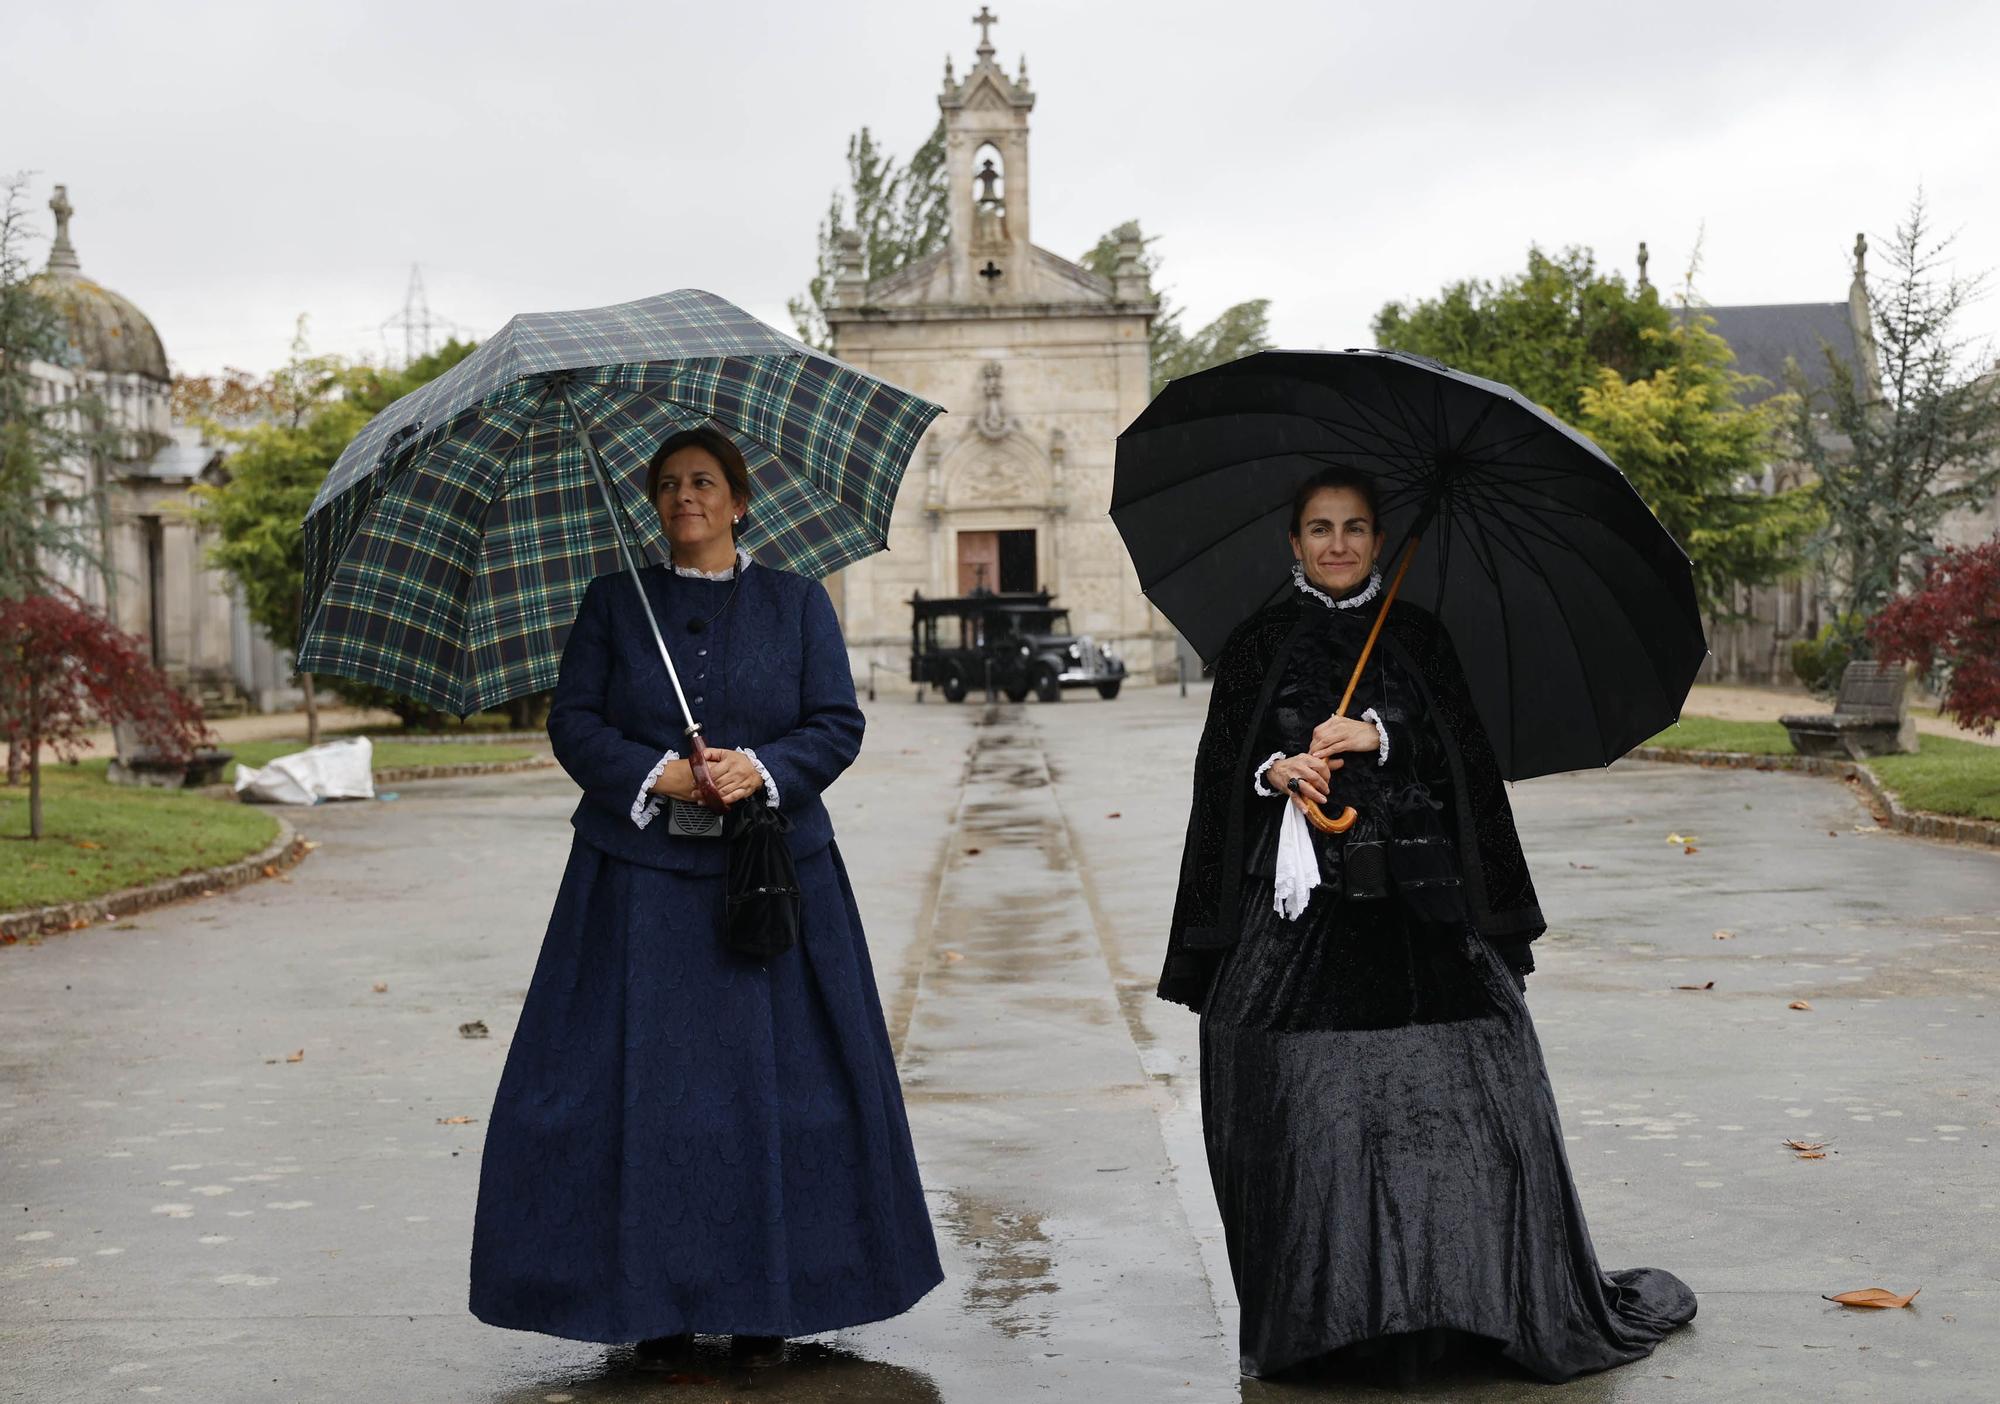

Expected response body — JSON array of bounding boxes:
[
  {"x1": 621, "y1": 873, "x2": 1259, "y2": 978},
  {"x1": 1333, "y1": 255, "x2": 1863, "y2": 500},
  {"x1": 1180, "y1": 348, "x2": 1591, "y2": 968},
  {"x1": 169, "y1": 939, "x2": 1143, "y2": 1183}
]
[
  {"x1": 1780, "y1": 660, "x2": 1919, "y2": 759},
  {"x1": 105, "y1": 721, "x2": 235, "y2": 790}
]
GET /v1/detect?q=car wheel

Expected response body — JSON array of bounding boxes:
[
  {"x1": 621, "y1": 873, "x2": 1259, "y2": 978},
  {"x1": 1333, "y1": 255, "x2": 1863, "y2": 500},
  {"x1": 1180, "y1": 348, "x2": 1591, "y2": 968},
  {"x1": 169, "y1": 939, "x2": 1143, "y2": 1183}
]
[
  {"x1": 1033, "y1": 663, "x2": 1062, "y2": 703},
  {"x1": 939, "y1": 666, "x2": 968, "y2": 703},
  {"x1": 1095, "y1": 679, "x2": 1123, "y2": 700}
]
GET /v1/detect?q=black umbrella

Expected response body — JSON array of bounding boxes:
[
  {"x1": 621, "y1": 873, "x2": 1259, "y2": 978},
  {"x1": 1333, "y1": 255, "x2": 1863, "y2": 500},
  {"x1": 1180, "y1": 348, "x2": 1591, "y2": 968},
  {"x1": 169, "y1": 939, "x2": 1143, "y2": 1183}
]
[{"x1": 1112, "y1": 349, "x2": 1706, "y2": 783}]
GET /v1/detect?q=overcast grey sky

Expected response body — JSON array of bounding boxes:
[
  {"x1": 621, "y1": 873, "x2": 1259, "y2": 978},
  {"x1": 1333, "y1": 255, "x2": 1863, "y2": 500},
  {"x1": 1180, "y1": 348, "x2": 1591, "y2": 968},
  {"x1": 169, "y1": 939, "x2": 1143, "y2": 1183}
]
[{"x1": 7, "y1": 0, "x2": 1997, "y2": 378}]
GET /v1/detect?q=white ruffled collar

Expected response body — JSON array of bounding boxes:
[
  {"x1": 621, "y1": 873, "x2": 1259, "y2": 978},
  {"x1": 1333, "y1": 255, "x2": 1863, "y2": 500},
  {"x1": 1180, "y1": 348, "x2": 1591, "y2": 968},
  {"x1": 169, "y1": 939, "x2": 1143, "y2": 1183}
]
[
  {"x1": 669, "y1": 545, "x2": 751, "y2": 580},
  {"x1": 1293, "y1": 562, "x2": 1382, "y2": 611}
]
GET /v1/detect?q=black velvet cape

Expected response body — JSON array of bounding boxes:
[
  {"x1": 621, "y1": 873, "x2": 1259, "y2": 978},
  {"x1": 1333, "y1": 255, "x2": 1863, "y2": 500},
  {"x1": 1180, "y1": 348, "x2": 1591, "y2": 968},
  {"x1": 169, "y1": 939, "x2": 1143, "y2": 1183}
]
[{"x1": 1159, "y1": 594, "x2": 1546, "y2": 1013}]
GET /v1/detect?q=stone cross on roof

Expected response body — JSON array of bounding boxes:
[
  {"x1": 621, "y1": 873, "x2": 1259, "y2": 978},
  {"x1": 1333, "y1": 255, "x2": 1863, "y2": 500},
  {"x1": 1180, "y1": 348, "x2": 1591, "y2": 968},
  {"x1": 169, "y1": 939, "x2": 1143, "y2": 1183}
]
[
  {"x1": 973, "y1": 5, "x2": 998, "y2": 56},
  {"x1": 47, "y1": 184, "x2": 81, "y2": 274}
]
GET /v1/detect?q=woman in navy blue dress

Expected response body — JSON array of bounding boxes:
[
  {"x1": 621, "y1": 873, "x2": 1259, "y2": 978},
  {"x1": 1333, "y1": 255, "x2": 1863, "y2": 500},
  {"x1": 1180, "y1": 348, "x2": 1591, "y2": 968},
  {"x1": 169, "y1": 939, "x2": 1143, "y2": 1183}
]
[{"x1": 469, "y1": 426, "x2": 943, "y2": 1368}]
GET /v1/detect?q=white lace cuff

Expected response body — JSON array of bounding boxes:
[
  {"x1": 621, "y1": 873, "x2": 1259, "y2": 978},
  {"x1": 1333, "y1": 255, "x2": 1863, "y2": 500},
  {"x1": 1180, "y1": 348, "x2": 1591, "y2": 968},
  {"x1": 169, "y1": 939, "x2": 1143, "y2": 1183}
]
[
  {"x1": 1252, "y1": 751, "x2": 1286, "y2": 797},
  {"x1": 1360, "y1": 708, "x2": 1390, "y2": 766},
  {"x1": 633, "y1": 749, "x2": 678, "y2": 828},
  {"x1": 738, "y1": 746, "x2": 780, "y2": 806}
]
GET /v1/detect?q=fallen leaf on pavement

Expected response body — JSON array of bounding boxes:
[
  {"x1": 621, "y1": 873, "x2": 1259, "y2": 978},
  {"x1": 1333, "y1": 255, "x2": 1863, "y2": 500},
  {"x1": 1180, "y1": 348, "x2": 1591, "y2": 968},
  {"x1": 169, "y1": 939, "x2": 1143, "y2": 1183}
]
[
  {"x1": 1106, "y1": 812, "x2": 1121, "y2": 819},
  {"x1": 1789, "y1": 1000, "x2": 1813, "y2": 1011},
  {"x1": 941, "y1": 950, "x2": 965, "y2": 963},
  {"x1": 371, "y1": 981, "x2": 388, "y2": 994},
  {"x1": 1795, "y1": 1150, "x2": 1827, "y2": 1160},
  {"x1": 1684, "y1": 845, "x2": 1700, "y2": 855},
  {"x1": 1675, "y1": 981, "x2": 1716, "y2": 991},
  {"x1": 1568, "y1": 861, "x2": 1596, "y2": 869},
  {"x1": 1823, "y1": 1287, "x2": 1920, "y2": 1309},
  {"x1": 1665, "y1": 833, "x2": 1697, "y2": 844},
  {"x1": 284, "y1": 1049, "x2": 304, "y2": 1063},
  {"x1": 437, "y1": 1115, "x2": 476, "y2": 1125},
  {"x1": 1713, "y1": 929, "x2": 1735, "y2": 940},
  {"x1": 963, "y1": 846, "x2": 982, "y2": 855},
  {"x1": 458, "y1": 1020, "x2": 489, "y2": 1039},
  {"x1": 262, "y1": 865, "x2": 278, "y2": 878},
  {"x1": 1784, "y1": 1139, "x2": 1828, "y2": 1151}
]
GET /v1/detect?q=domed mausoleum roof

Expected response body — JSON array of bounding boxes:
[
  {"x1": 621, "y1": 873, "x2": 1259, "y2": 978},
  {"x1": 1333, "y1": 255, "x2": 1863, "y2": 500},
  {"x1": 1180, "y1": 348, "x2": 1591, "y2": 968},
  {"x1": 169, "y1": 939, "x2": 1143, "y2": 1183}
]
[{"x1": 32, "y1": 185, "x2": 170, "y2": 383}]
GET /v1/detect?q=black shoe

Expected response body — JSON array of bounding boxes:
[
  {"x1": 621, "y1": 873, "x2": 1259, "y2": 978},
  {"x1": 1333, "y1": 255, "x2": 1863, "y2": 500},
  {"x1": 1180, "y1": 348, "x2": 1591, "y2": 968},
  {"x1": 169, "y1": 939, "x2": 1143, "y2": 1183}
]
[
  {"x1": 634, "y1": 1332, "x2": 694, "y2": 1370},
  {"x1": 729, "y1": 1334, "x2": 785, "y2": 1367}
]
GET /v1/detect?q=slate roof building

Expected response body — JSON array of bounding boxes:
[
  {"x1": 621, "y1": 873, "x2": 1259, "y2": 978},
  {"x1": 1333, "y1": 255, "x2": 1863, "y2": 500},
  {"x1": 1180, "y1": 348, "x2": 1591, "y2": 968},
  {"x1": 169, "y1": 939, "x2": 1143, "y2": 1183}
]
[{"x1": 1677, "y1": 233, "x2": 1995, "y2": 683}]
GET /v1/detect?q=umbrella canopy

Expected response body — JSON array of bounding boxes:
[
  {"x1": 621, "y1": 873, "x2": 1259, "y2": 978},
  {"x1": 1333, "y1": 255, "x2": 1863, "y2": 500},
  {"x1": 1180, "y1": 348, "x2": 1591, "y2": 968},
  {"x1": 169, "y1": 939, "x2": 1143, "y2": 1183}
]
[
  {"x1": 1112, "y1": 349, "x2": 1707, "y2": 780},
  {"x1": 297, "y1": 289, "x2": 941, "y2": 716}
]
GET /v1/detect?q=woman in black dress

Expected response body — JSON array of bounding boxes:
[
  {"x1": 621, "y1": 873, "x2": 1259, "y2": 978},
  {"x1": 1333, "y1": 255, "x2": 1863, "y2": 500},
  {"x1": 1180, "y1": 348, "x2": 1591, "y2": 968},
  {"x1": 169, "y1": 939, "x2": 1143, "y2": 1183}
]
[{"x1": 1161, "y1": 466, "x2": 1696, "y2": 1383}]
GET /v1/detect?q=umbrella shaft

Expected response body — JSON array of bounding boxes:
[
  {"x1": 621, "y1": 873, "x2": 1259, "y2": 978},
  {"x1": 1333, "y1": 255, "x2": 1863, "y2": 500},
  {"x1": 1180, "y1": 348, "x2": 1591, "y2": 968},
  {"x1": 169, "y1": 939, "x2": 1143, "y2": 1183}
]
[
  {"x1": 1334, "y1": 534, "x2": 1422, "y2": 720},
  {"x1": 560, "y1": 385, "x2": 701, "y2": 739}
]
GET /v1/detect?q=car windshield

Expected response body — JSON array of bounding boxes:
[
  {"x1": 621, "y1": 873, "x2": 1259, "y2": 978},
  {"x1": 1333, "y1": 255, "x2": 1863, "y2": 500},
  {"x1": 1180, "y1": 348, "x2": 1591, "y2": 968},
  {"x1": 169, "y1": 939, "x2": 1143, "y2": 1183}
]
[{"x1": 1010, "y1": 610, "x2": 1068, "y2": 634}]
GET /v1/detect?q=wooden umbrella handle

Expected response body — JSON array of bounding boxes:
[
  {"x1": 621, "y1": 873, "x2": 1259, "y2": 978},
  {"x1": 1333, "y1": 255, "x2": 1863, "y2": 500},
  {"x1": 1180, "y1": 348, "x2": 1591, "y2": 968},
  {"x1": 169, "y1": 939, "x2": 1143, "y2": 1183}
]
[
  {"x1": 686, "y1": 731, "x2": 730, "y2": 813},
  {"x1": 1294, "y1": 536, "x2": 1423, "y2": 836}
]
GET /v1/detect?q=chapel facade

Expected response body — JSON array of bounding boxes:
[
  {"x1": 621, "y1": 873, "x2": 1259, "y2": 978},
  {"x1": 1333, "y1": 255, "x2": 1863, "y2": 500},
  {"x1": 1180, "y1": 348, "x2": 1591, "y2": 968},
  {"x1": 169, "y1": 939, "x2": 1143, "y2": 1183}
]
[{"x1": 823, "y1": 12, "x2": 1178, "y2": 682}]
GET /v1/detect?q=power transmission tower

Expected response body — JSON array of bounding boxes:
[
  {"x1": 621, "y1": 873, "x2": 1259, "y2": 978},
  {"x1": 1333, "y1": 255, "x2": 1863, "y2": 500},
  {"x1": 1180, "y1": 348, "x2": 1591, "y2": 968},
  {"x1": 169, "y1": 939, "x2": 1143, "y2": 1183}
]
[{"x1": 381, "y1": 264, "x2": 448, "y2": 365}]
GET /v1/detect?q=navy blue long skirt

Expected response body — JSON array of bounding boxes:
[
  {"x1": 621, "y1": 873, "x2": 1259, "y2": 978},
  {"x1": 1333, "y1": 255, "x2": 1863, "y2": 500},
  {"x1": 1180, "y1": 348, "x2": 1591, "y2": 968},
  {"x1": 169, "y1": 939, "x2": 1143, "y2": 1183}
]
[{"x1": 468, "y1": 836, "x2": 943, "y2": 1343}]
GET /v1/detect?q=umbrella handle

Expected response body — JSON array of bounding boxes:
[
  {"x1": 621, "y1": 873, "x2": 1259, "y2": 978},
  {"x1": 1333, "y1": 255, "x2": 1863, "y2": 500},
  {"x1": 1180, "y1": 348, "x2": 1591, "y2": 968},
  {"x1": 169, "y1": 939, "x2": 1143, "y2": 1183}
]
[
  {"x1": 686, "y1": 731, "x2": 729, "y2": 813},
  {"x1": 1303, "y1": 800, "x2": 1359, "y2": 834}
]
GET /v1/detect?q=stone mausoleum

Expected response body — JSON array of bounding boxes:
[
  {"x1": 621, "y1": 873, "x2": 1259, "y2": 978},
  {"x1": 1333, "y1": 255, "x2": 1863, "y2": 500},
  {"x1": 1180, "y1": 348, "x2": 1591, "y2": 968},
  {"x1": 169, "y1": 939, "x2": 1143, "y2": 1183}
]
[
  {"x1": 29, "y1": 186, "x2": 295, "y2": 713},
  {"x1": 823, "y1": 11, "x2": 1179, "y2": 683}
]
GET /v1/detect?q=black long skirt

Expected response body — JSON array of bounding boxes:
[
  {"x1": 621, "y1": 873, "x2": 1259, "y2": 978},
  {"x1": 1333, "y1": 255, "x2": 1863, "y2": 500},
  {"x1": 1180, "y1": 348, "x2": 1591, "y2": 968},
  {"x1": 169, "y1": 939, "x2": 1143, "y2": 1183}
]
[{"x1": 1199, "y1": 881, "x2": 1697, "y2": 1382}]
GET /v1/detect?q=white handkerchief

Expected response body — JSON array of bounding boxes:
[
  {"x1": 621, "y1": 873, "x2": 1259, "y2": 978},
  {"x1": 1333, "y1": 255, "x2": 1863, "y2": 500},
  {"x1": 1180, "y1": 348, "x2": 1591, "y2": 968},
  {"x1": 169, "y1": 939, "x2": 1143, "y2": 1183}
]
[{"x1": 1273, "y1": 799, "x2": 1320, "y2": 921}]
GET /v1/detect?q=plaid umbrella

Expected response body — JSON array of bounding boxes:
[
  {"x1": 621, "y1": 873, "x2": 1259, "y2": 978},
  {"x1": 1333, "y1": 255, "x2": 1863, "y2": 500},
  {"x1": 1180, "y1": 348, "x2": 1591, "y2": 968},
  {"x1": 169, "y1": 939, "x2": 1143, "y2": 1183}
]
[{"x1": 296, "y1": 289, "x2": 941, "y2": 721}]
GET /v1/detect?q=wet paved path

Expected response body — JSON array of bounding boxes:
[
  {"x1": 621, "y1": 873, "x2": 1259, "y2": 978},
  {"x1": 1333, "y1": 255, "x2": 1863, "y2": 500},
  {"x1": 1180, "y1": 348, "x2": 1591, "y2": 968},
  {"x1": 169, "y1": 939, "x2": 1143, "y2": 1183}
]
[{"x1": 4, "y1": 687, "x2": 1997, "y2": 1401}]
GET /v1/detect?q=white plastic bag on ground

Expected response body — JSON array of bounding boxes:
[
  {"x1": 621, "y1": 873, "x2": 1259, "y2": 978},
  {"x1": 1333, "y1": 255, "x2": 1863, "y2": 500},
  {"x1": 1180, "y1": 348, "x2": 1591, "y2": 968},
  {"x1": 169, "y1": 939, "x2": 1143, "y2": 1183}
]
[{"x1": 232, "y1": 737, "x2": 376, "y2": 805}]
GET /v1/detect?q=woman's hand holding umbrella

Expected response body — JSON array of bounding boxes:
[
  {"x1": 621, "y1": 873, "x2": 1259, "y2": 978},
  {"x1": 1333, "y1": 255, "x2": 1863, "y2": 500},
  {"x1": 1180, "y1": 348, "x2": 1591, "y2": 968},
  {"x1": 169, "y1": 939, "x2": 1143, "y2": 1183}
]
[
  {"x1": 1310, "y1": 715, "x2": 1382, "y2": 761},
  {"x1": 645, "y1": 747, "x2": 766, "y2": 807},
  {"x1": 1267, "y1": 753, "x2": 1339, "y2": 808}
]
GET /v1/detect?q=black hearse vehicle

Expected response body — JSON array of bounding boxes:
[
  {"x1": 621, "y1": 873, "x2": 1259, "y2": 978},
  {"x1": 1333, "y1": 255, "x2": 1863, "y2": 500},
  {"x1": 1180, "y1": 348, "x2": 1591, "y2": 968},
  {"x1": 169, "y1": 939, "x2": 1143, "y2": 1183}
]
[{"x1": 909, "y1": 590, "x2": 1126, "y2": 702}]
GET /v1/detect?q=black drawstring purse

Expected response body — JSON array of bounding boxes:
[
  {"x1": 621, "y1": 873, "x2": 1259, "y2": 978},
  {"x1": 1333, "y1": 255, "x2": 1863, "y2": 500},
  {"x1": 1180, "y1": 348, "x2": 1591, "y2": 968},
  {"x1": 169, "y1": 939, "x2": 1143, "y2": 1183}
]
[{"x1": 723, "y1": 800, "x2": 801, "y2": 960}]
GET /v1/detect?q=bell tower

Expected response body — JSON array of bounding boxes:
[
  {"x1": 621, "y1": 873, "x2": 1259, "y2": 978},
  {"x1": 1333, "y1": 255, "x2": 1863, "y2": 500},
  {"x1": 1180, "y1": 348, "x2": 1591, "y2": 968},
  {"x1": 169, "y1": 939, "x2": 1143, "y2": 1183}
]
[{"x1": 941, "y1": 7, "x2": 1036, "y2": 302}]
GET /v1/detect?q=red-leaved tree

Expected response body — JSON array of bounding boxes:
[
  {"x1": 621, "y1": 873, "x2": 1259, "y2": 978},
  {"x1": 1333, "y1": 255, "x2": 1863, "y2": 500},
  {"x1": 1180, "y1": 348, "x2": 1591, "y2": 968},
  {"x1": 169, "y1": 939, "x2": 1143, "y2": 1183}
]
[
  {"x1": 0, "y1": 592, "x2": 211, "y2": 840},
  {"x1": 1869, "y1": 538, "x2": 2000, "y2": 737}
]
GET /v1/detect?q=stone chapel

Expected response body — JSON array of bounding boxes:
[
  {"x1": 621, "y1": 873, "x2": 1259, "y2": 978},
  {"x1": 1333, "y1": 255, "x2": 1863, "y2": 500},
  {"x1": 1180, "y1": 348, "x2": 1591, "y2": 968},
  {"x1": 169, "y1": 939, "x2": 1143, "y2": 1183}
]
[{"x1": 823, "y1": 11, "x2": 1178, "y2": 682}]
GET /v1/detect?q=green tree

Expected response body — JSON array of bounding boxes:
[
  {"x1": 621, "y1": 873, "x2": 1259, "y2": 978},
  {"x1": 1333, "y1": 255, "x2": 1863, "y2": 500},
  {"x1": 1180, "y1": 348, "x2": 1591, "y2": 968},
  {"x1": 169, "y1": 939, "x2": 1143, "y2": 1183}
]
[
  {"x1": 1576, "y1": 315, "x2": 1818, "y2": 612},
  {"x1": 788, "y1": 123, "x2": 950, "y2": 349},
  {"x1": 188, "y1": 329, "x2": 477, "y2": 743},
  {"x1": 0, "y1": 173, "x2": 111, "y2": 601},
  {"x1": 1374, "y1": 246, "x2": 1674, "y2": 420},
  {"x1": 1795, "y1": 191, "x2": 2000, "y2": 646},
  {"x1": 1375, "y1": 244, "x2": 1816, "y2": 616},
  {"x1": 1079, "y1": 225, "x2": 1273, "y2": 395}
]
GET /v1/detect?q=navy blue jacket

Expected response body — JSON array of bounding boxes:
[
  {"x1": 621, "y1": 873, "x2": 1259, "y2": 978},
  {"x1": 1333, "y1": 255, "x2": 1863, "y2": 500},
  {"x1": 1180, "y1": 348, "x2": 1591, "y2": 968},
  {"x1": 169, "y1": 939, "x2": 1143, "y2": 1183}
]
[{"x1": 546, "y1": 562, "x2": 864, "y2": 874}]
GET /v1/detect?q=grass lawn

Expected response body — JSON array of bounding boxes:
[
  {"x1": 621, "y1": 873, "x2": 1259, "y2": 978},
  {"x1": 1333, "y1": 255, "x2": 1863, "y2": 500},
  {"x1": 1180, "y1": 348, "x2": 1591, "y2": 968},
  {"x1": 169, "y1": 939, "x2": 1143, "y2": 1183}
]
[
  {"x1": 223, "y1": 737, "x2": 541, "y2": 778},
  {"x1": 1643, "y1": 716, "x2": 1792, "y2": 755},
  {"x1": 1870, "y1": 737, "x2": 2000, "y2": 822},
  {"x1": 1, "y1": 759, "x2": 279, "y2": 912},
  {"x1": 1643, "y1": 717, "x2": 2000, "y2": 821},
  {"x1": 3, "y1": 736, "x2": 547, "y2": 914}
]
